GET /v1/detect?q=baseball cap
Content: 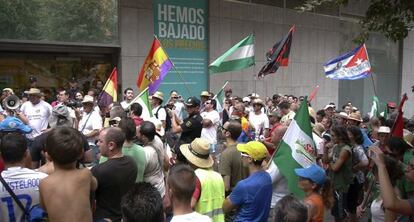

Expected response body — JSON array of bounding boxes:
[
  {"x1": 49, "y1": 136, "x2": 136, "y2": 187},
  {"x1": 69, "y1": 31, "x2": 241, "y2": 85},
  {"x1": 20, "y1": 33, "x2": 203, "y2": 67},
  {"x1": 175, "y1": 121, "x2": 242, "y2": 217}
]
[
  {"x1": 378, "y1": 126, "x2": 391, "y2": 134},
  {"x1": 387, "y1": 102, "x2": 396, "y2": 108},
  {"x1": 185, "y1": 97, "x2": 201, "y2": 107},
  {"x1": 295, "y1": 164, "x2": 326, "y2": 186},
  {"x1": 324, "y1": 104, "x2": 335, "y2": 110},
  {"x1": 0, "y1": 117, "x2": 32, "y2": 134},
  {"x1": 237, "y1": 141, "x2": 268, "y2": 161}
]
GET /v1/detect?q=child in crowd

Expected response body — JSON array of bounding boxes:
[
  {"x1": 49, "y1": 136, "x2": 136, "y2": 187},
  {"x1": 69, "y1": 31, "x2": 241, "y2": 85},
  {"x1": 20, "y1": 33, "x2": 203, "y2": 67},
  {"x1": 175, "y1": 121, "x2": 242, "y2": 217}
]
[
  {"x1": 295, "y1": 164, "x2": 334, "y2": 222},
  {"x1": 39, "y1": 127, "x2": 98, "y2": 222}
]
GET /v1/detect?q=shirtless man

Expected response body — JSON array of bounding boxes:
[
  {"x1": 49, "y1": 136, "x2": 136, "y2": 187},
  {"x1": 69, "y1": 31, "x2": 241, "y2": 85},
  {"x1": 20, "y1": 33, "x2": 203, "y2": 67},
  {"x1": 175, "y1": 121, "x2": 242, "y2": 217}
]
[{"x1": 39, "y1": 127, "x2": 97, "y2": 222}]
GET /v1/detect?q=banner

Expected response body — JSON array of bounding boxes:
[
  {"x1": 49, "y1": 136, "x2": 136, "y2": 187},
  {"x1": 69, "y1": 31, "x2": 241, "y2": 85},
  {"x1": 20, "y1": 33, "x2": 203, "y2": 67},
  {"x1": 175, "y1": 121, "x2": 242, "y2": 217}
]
[{"x1": 153, "y1": 0, "x2": 208, "y2": 99}]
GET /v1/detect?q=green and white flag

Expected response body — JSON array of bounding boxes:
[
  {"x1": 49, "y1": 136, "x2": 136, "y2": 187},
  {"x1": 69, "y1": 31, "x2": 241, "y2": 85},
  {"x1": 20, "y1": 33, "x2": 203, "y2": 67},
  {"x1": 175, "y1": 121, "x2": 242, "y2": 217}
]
[
  {"x1": 213, "y1": 81, "x2": 228, "y2": 113},
  {"x1": 273, "y1": 96, "x2": 316, "y2": 198},
  {"x1": 369, "y1": 96, "x2": 380, "y2": 118},
  {"x1": 129, "y1": 87, "x2": 152, "y2": 120},
  {"x1": 209, "y1": 34, "x2": 255, "y2": 74}
]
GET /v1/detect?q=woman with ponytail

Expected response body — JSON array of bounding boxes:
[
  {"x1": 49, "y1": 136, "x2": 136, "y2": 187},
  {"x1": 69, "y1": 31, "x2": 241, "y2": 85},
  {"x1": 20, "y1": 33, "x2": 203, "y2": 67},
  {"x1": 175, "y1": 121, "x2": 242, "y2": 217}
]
[{"x1": 295, "y1": 164, "x2": 334, "y2": 222}]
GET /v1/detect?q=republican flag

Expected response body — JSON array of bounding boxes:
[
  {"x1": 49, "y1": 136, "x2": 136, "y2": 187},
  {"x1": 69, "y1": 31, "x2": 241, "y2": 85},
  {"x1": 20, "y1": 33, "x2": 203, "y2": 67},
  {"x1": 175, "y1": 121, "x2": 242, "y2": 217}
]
[
  {"x1": 273, "y1": 96, "x2": 316, "y2": 198},
  {"x1": 258, "y1": 25, "x2": 295, "y2": 78},
  {"x1": 209, "y1": 34, "x2": 255, "y2": 74},
  {"x1": 98, "y1": 67, "x2": 118, "y2": 107},
  {"x1": 137, "y1": 37, "x2": 173, "y2": 94},
  {"x1": 324, "y1": 44, "x2": 371, "y2": 80}
]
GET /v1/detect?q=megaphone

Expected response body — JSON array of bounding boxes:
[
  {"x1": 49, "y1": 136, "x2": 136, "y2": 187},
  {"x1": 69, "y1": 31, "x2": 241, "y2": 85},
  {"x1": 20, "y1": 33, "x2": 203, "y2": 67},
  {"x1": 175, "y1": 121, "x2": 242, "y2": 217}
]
[{"x1": 4, "y1": 95, "x2": 21, "y2": 110}]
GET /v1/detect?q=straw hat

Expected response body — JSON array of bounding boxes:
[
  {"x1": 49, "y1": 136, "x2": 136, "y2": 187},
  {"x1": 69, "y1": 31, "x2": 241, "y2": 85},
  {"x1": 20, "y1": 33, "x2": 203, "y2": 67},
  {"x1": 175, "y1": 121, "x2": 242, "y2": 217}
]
[
  {"x1": 152, "y1": 91, "x2": 164, "y2": 101},
  {"x1": 179, "y1": 138, "x2": 213, "y2": 168},
  {"x1": 2, "y1": 88, "x2": 14, "y2": 94},
  {"x1": 82, "y1": 95, "x2": 94, "y2": 104},
  {"x1": 335, "y1": 112, "x2": 349, "y2": 119},
  {"x1": 200, "y1": 91, "x2": 210, "y2": 97},
  {"x1": 348, "y1": 112, "x2": 362, "y2": 122},
  {"x1": 378, "y1": 126, "x2": 391, "y2": 134},
  {"x1": 24, "y1": 88, "x2": 41, "y2": 95},
  {"x1": 252, "y1": 98, "x2": 265, "y2": 106}
]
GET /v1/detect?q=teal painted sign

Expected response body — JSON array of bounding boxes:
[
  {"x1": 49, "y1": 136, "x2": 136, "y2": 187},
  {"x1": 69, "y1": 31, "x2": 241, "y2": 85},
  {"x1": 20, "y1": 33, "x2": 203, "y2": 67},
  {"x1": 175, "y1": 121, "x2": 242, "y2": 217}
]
[{"x1": 153, "y1": 0, "x2": 208, "y2": 100}]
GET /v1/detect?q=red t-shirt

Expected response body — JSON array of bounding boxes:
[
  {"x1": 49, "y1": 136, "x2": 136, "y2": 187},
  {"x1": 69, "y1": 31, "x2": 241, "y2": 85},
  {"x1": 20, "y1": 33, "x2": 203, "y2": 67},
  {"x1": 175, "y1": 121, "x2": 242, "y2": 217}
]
[
  {"x1": 192, "y1": 177, "x2": 202, "y2": 201},
  {"x1": 132, "y1": 116, "x2": 143, "y2": 127},
  {"x1": 0, "y1": 158, "x2": 5, "y2": 173}
]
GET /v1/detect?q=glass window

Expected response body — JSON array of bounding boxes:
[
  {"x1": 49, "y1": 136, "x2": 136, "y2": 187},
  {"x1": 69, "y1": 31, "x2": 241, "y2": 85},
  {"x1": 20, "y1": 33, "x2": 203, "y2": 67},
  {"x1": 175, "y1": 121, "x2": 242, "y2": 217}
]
[
  {"x1": 0, "y1": 53, "x2": 114, "y2": 103},
  {"x1": 0, "y1": 0, "x2": 118, "y2": 44}
]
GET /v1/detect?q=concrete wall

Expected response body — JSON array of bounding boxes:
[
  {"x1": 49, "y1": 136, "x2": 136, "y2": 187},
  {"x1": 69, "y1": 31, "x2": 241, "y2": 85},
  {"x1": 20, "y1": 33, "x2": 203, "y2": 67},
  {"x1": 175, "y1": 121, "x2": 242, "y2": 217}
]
[
  {"x1": 119, "y1": 0, "x2": 153, "y2": 94},
  {"x1": 209, "y1": 0, "x2": 340, "y2": 110},
  {"x1": 402, "y1": 31, "x2": 414, "y2": 118}
]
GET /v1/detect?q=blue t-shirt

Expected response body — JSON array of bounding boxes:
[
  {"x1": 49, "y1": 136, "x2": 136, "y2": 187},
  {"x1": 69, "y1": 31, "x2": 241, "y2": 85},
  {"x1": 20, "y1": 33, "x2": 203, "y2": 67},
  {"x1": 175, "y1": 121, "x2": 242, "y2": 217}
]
[{"x1": 229, "y1": 170, "x2": 272, "y2": 222}]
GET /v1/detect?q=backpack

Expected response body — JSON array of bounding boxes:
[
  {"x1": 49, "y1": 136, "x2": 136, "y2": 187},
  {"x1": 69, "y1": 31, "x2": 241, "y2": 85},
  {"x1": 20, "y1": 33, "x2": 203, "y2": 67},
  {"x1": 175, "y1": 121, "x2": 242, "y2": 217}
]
[{"x1": 155, "y1": 106, "x2": 172, "y2": 131}]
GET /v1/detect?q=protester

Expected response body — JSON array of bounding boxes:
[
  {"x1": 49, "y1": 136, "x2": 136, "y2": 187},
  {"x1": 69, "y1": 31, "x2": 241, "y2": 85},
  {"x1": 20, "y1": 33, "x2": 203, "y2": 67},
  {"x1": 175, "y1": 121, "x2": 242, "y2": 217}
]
[
  {"x1": 19, "y1": 88, "x2": 52, "y2": 142},
  {"x1": 169, "y1": 90, "x2": 186, "y2": 121},
  {"x1": 249, "y1": 98, "x2": 269, "y2": 139},
  {"x1": 200, "y1": 99, "x2": 220, "y2": 152},
  {"x1": 168, "y1": 164, "x2": 212, "y2": 222},
  {"x1": 129, "y1": 102, "x2": 144, "y2": 127},
  {"x1": 200, "y1": 91, "x2": 210, "y2": 112},
  {"x1": 322, "y1": 126, "x2": 352, "y2": 222},
  {"x1": 179, "y1": 138, "x2": 225, "y2": 222},
  {"x1": 92, "y1": 127, "x2": 138, "y2": 221},
  {"x1": 346, "y1": 125, "x2": 369, "y2": 222},
  {"x1": 40, "y1": 127, "x2": 97, "y2": 222},
  {"x1": 152, "y1": 91, "x2": 167, "y2": 129},
  {"x1": 0, "y1": 133, "x2": 47, "y2": 222},
  {"x1": 223, "y1": 141, "x2": 272, "y2": 221},
  {"x1": 100, "y1": 118, "x2": 146, "y2": 182},
  {"x1": 273, "y1": 195, "x2": 308, "y2": 222},
  {"x1": 138, "y1": 121, "x2": 166, "y2": 197},
  {"x1": 121, "y1": 88, "x2": 134, "y2": 110},
  {"x1": 121, "y1": 182, "x2": 164, "y2": 222},
  {"x1": 295, "y1": 164, "x2": 334, "y2": 222}
]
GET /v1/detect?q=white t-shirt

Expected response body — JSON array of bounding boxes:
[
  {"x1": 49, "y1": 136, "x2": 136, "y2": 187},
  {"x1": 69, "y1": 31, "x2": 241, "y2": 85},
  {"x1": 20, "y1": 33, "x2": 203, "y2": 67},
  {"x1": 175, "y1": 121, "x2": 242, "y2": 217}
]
[
  {"x1": 20, "y1": 100, "x2": 53, "y2": 139},
  {"x1": 248, "y1": 112, "x2": 269, "y2": 138},
  {"x1": 143, "y1": 143, "x2": 165, "y2": 197},
  {"x1": 0, "y1": 167, "x2": 48, "y2": 222},
  {"x1": 370, "y1": 198, "x2": 385, "y2": 222},
  {"x1": 200, "y1": 110, "x2": 220, "y2": 144},
  {"x1": 78, "y1": 110, "x2": 102, "y2": 145},
  {"x1": 120, "y1": 100, "x2": 130, "y2": 110},
  {"x1": 174, "y1": 101, "x2": 186, "y2": 121},
  {"x1": 266, "y1": 162, "x2": 289, "y2": 208},
  {"x1": 171, "y1": 212, "x2": 212, "y2": 222},
  {"x1": 152, "y1": 105, "x2": 167, "y2": 122},
  {"x1": 313, "y1": 132, "x2": 324, "y2": 155}
]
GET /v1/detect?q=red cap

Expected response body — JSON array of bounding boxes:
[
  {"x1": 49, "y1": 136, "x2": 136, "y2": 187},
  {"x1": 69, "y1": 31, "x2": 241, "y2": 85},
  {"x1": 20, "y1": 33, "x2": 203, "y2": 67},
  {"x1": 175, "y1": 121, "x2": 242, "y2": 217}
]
[{"x1": 387, "y1": 102, "x2": 396, "y2": 108}]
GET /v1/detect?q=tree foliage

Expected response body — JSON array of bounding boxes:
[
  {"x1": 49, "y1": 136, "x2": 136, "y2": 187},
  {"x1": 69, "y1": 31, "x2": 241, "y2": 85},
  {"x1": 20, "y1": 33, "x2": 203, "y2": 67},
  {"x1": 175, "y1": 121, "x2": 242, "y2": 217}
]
[
  {"x1": 296, "y1": 0, "x2": 414, "y2": 43},
  {"x1": 0, "y1": 0, "x2": 118, "y2": 43}
]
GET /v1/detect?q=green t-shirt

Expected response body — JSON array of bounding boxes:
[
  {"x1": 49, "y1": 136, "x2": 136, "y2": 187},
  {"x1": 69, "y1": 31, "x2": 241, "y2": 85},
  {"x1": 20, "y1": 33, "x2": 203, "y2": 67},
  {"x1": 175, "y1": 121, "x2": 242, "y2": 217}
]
[
  {"x1": 100, "y1": 143, "x2": 147, "y2": 182},
  {"x1": 397, "y1": 150, "x2": 414, "y2": 198},
  {"x1": 329, "y1": 143, "x2": 353, "y2": 192}
]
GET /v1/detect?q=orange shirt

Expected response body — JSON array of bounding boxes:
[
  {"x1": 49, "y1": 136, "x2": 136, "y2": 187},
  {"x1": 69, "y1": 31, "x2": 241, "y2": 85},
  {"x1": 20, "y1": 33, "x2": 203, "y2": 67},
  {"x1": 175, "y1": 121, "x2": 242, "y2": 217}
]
[{"x1": 305, "y1": 193, "x2": 324, "y2": 222}]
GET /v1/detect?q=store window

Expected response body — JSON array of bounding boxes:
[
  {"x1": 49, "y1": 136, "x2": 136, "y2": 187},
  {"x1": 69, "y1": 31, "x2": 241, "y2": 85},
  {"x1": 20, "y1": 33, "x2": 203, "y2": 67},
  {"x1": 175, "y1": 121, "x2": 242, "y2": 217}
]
[
  {"x1": 0, "y1": 0, "x2": 118, "y2": 44},
  {"x1": 0, "y1": 53, "x2": 114, "y2": 103}
]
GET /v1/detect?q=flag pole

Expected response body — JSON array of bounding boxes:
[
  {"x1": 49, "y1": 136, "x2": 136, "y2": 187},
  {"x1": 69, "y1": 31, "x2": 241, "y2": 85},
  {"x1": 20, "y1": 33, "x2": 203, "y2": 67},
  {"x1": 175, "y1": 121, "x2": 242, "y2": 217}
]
[
  {"x1": 154, "y1": 35, "x2": 192, "y2": 96},
  {"x1": 253, "y1": 31, "x2": 257, "y2": 96},
  {"x1": 125, "y1": 87, "x2": 149, "y2": 110},
  {"x1": 364, "y1": 44, "x2": 378, "y2": 97},
  {"x1": 213, "y1": 81, "x2": 229, "y2": 100}
]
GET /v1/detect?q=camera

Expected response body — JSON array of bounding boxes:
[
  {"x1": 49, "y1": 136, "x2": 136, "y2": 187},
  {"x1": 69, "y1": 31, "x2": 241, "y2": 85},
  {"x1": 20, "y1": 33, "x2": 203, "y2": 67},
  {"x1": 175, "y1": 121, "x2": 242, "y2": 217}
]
[{"x1": 66, "y1": 100, "x2": 82, "y2": 108}]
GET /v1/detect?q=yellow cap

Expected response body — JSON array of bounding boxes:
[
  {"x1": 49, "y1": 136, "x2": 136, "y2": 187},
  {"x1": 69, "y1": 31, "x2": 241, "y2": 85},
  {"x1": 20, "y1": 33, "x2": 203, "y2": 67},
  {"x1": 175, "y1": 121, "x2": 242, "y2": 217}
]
[{"x1": 237, "y1": 141, "x2": 268, "y2": 161}]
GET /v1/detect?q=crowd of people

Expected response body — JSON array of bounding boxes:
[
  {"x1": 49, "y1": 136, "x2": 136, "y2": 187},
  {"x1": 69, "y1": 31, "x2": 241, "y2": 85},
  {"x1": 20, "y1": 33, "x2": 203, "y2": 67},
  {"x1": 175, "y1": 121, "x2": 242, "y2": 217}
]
[{"x1": 0, "y1": 78, "x2": 414, "y2": 222}]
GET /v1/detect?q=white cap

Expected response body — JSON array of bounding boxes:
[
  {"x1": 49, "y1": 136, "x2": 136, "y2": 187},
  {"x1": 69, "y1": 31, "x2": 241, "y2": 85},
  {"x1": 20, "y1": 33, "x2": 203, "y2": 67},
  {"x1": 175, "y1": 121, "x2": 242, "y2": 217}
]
[
  {"x1": 324, "y1": 104, "x2": 335, "y2": 110},
  {"x1": 378, "y1": 126, "x2": 391, "y2": 134},
  {"x1": 242, "y1": 97, "x2": 251, "y2": 103}
]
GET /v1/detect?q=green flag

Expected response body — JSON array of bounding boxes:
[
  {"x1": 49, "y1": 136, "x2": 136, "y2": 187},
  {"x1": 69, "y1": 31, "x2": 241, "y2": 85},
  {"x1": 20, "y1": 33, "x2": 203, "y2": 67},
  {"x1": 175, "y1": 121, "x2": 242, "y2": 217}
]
[
  {"x1": 273, "y1": 96, "x2": 316, "y2": 198},
  {"x1": 369, "y1": 96, "x2": 380, "y2": 118},
  {"x1": 209, "y1": 34, "x2": 255, "y2": 74},
  {"x1": 136, "y1": 88, "x2": 153, "y2": 120},
  {"x1": 213, "y1": 81, "x2": 228, "y2": 112}
]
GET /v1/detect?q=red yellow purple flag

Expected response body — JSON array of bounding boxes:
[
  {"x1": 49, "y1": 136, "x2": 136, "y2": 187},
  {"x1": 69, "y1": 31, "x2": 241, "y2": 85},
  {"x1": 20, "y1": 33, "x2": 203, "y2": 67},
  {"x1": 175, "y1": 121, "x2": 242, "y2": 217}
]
[
  {"x1": 98, "y1": 67, "x2": 118, "y2": 107},
  {"x1": 137, "y1": 37, "x2": 173, "y2": 94}
]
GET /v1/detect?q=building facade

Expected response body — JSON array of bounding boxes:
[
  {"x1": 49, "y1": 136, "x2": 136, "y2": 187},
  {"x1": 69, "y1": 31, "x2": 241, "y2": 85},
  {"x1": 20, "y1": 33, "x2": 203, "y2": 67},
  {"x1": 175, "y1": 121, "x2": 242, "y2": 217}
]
[{"x1": 1, "y1": 0, "x2": 413, "y2": 116}]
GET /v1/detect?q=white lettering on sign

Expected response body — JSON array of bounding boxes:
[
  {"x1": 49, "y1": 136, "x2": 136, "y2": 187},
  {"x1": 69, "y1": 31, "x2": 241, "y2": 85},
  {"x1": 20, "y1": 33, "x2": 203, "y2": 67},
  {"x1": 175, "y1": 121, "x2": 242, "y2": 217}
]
[{"x1": 157, "y1": 4, "x2": 205, "y2": 40}]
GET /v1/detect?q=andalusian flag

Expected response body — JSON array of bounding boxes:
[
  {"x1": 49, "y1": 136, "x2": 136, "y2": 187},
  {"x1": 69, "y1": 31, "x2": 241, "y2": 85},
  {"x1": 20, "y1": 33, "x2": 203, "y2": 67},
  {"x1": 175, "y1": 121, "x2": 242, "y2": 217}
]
[
  {"x1": 369, "y1": 96, "x2": 380, "y2": 118},
  {"x1": 98, "y1": 67, "x2": 118, "y2": 107},
  {"x1": 129, "y1": 87, "x2": 153, "y2": 120},
  {"x1": 213, "y1": 81, "x2": 228, "y2": 112},
  {"x1": 209, "y1": 34, "x2": 255, "y2": 74},
  {"x1": 273, "y1": 96, "x2": 316, "y2": 198},
  {"x1": 137, "y1": 37, "x2": 173, "y2": 94}
]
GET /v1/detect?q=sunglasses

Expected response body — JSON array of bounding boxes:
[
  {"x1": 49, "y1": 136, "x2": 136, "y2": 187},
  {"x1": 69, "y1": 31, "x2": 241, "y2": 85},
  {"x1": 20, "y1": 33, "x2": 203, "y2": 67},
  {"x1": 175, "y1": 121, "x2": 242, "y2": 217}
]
[{"x1": 240, "y1": 153, "x2": 250, "y2": 158}]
